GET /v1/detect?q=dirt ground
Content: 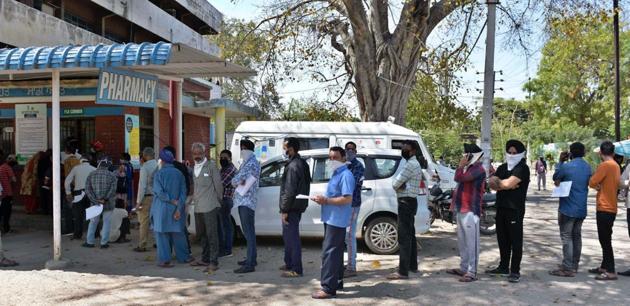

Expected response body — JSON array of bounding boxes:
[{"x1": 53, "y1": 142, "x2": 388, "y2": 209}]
[{"x1": 1, "y1": 179, "x2": 629, "y2": 305}]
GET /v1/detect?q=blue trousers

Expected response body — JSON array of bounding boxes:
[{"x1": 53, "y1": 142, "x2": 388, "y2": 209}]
[
  {"x1": 86, "y1": 210, "x2": 112, "y2": 245},
  {"x1": 321, "y1": 223, "x2": 345, "y2": 295},
  {"x1": 155, "y1": 231, "x2": 189, "y2": 264},
  {"x1": 282, "y1": 212, "x2": 303, "y2": 275},
  {"x1": 218, "y1": 198, "x2": 234, "y2": 255},
  {"x1": 238, "y1": 206, "x2": 257, "y2": 267}
]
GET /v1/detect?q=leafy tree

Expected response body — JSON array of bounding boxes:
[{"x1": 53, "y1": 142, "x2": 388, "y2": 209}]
[
  {"x1": 233, "y1": 0, "x2": 609, "y2": 125},
  {"x1": 278, "y1": 98, "x2": 357, "y2": 121}
]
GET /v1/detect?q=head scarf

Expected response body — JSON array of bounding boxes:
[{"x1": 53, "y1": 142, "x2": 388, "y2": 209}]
[
  {"x1": 464, "y1": 143, "x2": 484, "y2": 166},
  {"x1": 97, "y1": 156, "x2": 112, "y2": 169},
  {"x1": 160, "y1": 148, "x2": 175, "y2": 164}
]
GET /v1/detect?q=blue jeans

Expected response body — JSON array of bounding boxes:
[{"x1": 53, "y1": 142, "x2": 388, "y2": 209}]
[
  {"x1": 218, "y1": 198, "x2": 234, "y2": 255},
  {"x1": 345, "y1": 206, "x2": 360, "y2": 271},
  {"x1": 282, "y1": 211, "x2": 303, "y2": 275},
  {"x1": 238, "y1": 206, "x2": 257, "y2": 267},
  {"x1": 86, "y1": 209, "x2": 113, "y2": 245}
]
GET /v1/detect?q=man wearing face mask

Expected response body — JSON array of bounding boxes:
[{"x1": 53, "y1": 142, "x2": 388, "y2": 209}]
[
  {"x1": 388, "y1": 140, "x2": 423, "y2": 281},
  {"x1": 189, "y1": 143, "x2": 223, "y2": 272},
  {"x1": 311, "y1": 147, "x2": 355, "y2": 299},
  {"x1": 232, "y1": 139, "x2": 261, "y2": 274},
  {"x1": 343, "y1": 141, "x2": 364, "y2": 278},
  {"x1": 486, "y1": 139, "x2": 530, "y2": 283},
  {"x1": 279, "y1": 138, "x2": 311, "y2": 278},
  {"x1": 446, "y1": 143, "x2": 486, "y2": 282}
]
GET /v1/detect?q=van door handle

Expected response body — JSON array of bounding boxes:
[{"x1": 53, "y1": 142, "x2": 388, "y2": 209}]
[{"x1": 361, "y1": 187, "x2": 372, "y2": 191}]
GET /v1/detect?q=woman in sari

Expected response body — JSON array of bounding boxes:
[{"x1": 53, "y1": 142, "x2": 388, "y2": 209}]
[{"x1": 20, "y1": 152, "x2": 41, "y2": 214}]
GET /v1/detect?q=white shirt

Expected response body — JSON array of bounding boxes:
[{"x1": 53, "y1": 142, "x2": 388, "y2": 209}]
[
  {"x1": 64, "y1": 162, "x2": 96, "y2": 195},
  {"x1": 194, "y1": 158, "x2": 207, "y2": 178},
  {"x1": 109, "y1": 208, "x2": 128, "y2": 242}
]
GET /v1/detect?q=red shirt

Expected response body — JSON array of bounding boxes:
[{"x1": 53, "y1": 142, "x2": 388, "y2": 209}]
[{"x1": 0, "y1": 163, "x2": 15, "y2": 197}]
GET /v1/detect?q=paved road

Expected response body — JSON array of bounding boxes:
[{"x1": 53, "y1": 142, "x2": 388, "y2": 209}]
[{"x1": 1, "y1": 180, "x2": 629, "y2": 305}]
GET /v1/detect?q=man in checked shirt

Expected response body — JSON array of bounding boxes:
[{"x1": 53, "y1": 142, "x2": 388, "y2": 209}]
[{"x1": 218, "y1": 149, "x2": 237, "y2": 258}]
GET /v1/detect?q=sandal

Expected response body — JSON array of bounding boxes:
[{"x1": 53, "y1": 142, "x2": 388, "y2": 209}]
[
  {"x1": 158, "y1": 262, "x2": 174, "y2": 268},
  {"x1": 459, "y1": 274, "x2": 477, "y2": 282},
  {"x1": 0, "y1": 258, "x2": 19, "y2": 267},
  {"x1": 311, "y1": 290, "x2": 335, "y2": 299},
  {"x1": 595, "y1": 272, "x2": 618, "y2": 281},
  {"x1": 190, "y1": 261, "x2": 209, "y2": 267},
  {"x1": 281, "y1": 271, "x2": 302, "y2": 278},
  {"x1": 549, "y1": 269, "x2": 575, "y2": 277},
  {"x1": 446, "y1": 268, "x2": 465, "y2": 276},
  {"x1": 588, "y1": 267, "x2": 605, "y2": 274},
  {"x1": 386, "y1": 272, "x2": 409, "y2": 280},
  {"x1": 133, "y1": 247, "x2": 148, "y2": 253}
]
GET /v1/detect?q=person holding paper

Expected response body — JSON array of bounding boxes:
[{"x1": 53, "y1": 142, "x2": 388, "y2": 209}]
[
  {"x1": 151, "y1": 149, "x2": 193, "y2": 268},
  {"x1": 278, "y1": 137, "x2": 311, "y2": 278},
  {"x1": 231, "y1": 139, "x2": 261, "y2": 274},
  {"x1": 549, "y1": 142, "x2": 591, "y2": 278},
  {"x1": 311, "y1": 147, "x2": 354, "y2": 299},
  {"x1": 486, "y1": 139, "x2": 530, "y2": 284},
  {"x1": 588, "y1": 141, "x2": 621, "y2": 281},
  {"x1": 190, "y1": 143, "x2": 223, "y2": 272},
  {"x1": 83, "y1": 157, "x2": 117, "y2": 249},
  {"x1": 64, "y1": 157, "x2": 95, "y2": 240}
]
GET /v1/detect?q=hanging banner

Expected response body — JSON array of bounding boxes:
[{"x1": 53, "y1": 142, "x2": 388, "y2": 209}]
[
  {"x1": 15, "y1": 104, "x2": 48, "y2": 165},
  {"x1": 96, "y1": 67, "x2": 157, "y2": 108},
  {"x1": 124, "y1": 114, "x2": 141, "y2": 169}
]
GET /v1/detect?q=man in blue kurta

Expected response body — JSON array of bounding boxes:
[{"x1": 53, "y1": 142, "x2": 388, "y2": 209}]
[
  {"x1": 151, "y1": 149, "x2": 192, "y2": 267},
  {"x1": 312, "y1": 147, "x2": 355, "y2": 299}
]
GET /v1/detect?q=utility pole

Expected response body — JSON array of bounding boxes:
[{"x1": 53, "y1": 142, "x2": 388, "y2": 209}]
[
  {"x1": 614, "y1": 0, "x2": 621, "y2": 141},
  {"x1": 481, "y1": 1, "x2": 498, "y2": 173}
]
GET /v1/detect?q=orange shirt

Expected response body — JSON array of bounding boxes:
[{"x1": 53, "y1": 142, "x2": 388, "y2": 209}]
[{"x1": 589, "y1": 160, "x2": 620, "y2": 214}]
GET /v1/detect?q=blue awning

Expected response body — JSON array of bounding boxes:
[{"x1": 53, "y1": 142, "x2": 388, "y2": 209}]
[
  {"x1": 0, "y1": 42, "x2": 171, "y2": 71},
  {"x1": 0, "y1": 42, "x2": 255, "y2": 80}
]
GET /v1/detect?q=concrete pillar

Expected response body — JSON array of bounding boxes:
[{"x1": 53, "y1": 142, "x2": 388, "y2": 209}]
[
  {"x1": 153, "y1": 101, "x2": 160, "y2": 151},
  {"x1": 176, "y1": 82, "x2": 183, "y2": 161},
  {"x1": 215, "y1": 107, "x2": 226, "y2": 159}
]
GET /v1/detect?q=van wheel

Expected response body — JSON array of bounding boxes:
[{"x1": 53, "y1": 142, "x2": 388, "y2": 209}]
[{"x1": 364, "y1": 217, "x2": 399, "y2": 255}]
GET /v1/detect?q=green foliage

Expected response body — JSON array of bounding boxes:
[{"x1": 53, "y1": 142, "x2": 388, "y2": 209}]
[{"x1": 278, "y1": 99, "x2": 357, "y2": 122}]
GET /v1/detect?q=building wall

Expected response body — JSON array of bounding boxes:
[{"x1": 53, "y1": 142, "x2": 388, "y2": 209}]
[{"x1": 183, "y1": 113, "x2": 209, "y2": 159}]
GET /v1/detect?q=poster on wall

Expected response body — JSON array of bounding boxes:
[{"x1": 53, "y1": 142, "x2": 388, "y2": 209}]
[
  {"x1": 124, "y1": 114, "x2": 140, "y2": 169},
  {"x1": 15, "y1": 104, "x2": 48, "y2": 165}
]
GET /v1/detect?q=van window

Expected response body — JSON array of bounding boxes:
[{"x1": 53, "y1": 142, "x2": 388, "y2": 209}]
[
  {"x1": 259, "y1": 161, "x2": 285, "y2": 187},
  {"x1": 292, "y1": 138, "x2": 329, "y2": 151},
  {"x1": 312, "y1": 157, "x2": 365, "y2": 183},
  {"x1": 372, "y1": 158, "x2": 400, "y2": 179}
]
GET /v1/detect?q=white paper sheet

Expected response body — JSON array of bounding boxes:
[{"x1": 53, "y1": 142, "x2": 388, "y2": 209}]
[
  {"x1": 85, "y1": 204, "x2": 103, "y2": 220},
  {"x1": 72, "y1": 191, "x2": 85, "y2": 203},
  {"x1": 296, "y1": 194, "x2": 310, "y2": 199},
  {"x1": 552, "y1": 181, "x2": 572, "y2": 197},
  {"x1": 236, "y1": 175, "x2": 257, "y2": 196}
]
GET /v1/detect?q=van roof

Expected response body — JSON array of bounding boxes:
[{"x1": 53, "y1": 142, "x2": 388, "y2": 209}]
[{"x1": 235, "y1": 121, "x2": 419, "y2": 137}]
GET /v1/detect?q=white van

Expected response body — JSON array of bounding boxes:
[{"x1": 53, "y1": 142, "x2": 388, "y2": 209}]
[{"x1": 230, "y1": 121, "x2": 456, "y2": 189}]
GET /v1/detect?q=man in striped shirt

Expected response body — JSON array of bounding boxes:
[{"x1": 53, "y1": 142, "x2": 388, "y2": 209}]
[
  {"x1": 388, "y1": 140, "x2": 423, "y2": 280},
  {"x1": 447, "y1": 144, "x2": 486, "y2": 282}
]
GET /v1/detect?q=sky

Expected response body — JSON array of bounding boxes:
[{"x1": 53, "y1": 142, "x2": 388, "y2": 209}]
[{"x1": 209, "y1": 0, "x2": 542, "y2": 112}]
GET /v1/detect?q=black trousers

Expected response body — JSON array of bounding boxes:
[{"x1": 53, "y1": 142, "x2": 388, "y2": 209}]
[
  {"x1": 596, "y1": 211, "x2": 616, "y2": 273},
  {"x1": 119, "y1": 217, "x2": 130, "y2": 240},
  {"x1": 71, "y1": 198, "x2": 89, "y2": 239},
  {"x1": 282, "y1": 212, "x2": 303, "y2": 275},
  {"x1": 496, "y1": 207, "x2": 524, "y2": 274},
  {"x1": 397, "y1": 197, "x2": 418, "y2": 276},
  {"x1": 0, "y1": 196, "x2": 13, "y2": 233},
  {"x1": 321, "y1": 223, "x2": 345, "y2": 295}
]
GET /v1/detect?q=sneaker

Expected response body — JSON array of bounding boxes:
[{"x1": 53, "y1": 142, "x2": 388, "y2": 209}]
[
  {"x1": 81, "y1": 243, "x2": 95, "y2": 248},
  {"x1": 485, "y1": 267, "x2": 510, "y2": 276},
  {"x1": 238, "y1": 259, "x2": 257, "y2": 266},
  {"x1": 234, "y1": 266, "x2": 255, "y2": 273},
  {"x1": 344, "y1": 269, "x2": 357, "y2": 278},
  {"x1": 219, "y1": 252, "x2": 233, "y2": 258},
  {"x1": 508, "y1": 273, "x2": 521, "y2": 283},
  {"x1": 100, "y1": 244, "x2": 110, "y2": 249}
]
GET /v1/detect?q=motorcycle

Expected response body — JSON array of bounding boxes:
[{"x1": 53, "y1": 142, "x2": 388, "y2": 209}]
[{"x1": 428, "y1": 183, "x2": 497, "y2": 235}]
